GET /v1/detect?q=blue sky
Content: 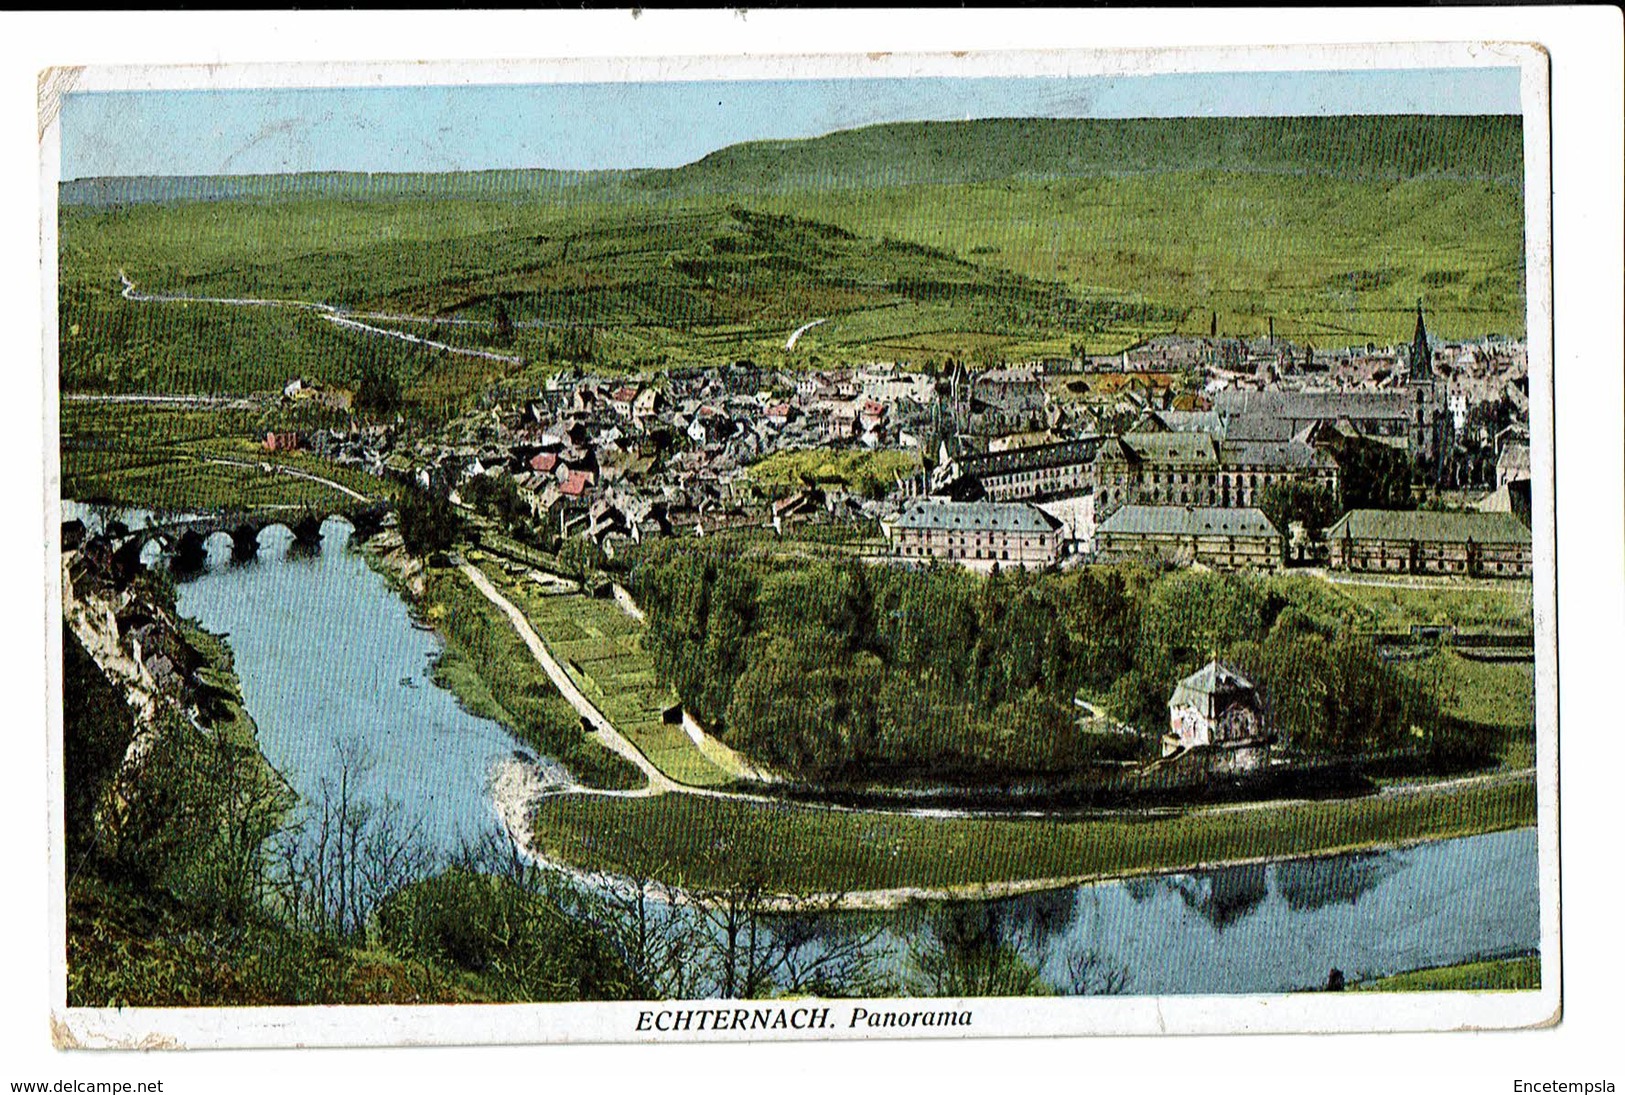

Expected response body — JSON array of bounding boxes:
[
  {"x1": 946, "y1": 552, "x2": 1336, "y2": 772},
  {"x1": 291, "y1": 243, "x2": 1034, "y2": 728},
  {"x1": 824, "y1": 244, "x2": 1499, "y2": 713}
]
[{"x1": 60, "y1": 68, "x2": 1522, "y2": 180}]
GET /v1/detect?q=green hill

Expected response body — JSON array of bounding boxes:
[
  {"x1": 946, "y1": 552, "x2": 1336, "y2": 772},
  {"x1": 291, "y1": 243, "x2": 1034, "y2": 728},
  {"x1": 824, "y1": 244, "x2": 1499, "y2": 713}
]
[
  {"x1": 62, "y1": 204, "x2": 1168, "y2": 399},
  {"x1": 63, "y1": 115, "x2": 1523, "y2": 208},
  {"x1": 58, "y1": 113, "x2": 1528, "y2": 403},
  {"x1": 630, "y1": 115, "x2": 1524, "y2": 195}
]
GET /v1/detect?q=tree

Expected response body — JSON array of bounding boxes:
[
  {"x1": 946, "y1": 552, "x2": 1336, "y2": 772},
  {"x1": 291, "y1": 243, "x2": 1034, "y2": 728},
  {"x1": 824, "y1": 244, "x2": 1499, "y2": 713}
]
[
  {"x1": 1335, "y1": 436, "x2": 1416, "y2": 511},
  {"x1": 354, "y1": 349, "x2": 402, "y2": 419},
  {"x1": 461, "y1": 472, "x2": 528, "y2": 530},
  {"x1": 396, "y1": 484, "x2": 460, "y2": 557},
  {"x1": 493, "y1": 299, "x2": 515, "y2": 345},
  {"x1": 1257, "y1": 481, "x2": 1341, "y2": 562},
  {"x1": 684, "y1": 814, "x2": 884, "y2": 999},
  {"x1": 269, "y1": 737, "x2": 435, "y2": 939},
  {"x1": 374, "y1": 842, "x2": 640, "y2": 1002}
]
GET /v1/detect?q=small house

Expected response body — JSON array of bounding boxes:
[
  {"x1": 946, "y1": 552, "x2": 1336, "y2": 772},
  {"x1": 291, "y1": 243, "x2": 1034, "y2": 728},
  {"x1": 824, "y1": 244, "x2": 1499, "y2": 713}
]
[{"x1": 1165, "y1": 660, "x2": 1271, "y2": 771}]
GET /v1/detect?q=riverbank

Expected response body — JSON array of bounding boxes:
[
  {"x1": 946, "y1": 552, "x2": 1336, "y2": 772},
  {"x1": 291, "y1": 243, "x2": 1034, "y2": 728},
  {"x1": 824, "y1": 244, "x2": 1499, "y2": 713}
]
[
  {"x1": 529, "y1": 772, "x2": 1536, "y2": 904},
  {"x1": 355, "y1": 533, "x2": 645, "y2": 791},
  {"x1": 1353, "y1": 953, "x2": 1541, "y2": 992}
]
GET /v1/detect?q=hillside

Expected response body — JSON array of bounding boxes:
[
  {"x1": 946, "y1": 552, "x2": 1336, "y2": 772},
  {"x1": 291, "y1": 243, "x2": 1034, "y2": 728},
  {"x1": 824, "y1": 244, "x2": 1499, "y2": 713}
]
[
  {"x1": 61, "y1": 204, "x2": 1165, "y2": 399},
  {"x1": 629, "y1": 115, "x2": 1525, "y2": 195},
  {"x1": 63, "y1": 115, "x2": 1524, "y2": 209},
  {"x1": 58, "y1": 113, "x2": 1528, "y2": 403}
]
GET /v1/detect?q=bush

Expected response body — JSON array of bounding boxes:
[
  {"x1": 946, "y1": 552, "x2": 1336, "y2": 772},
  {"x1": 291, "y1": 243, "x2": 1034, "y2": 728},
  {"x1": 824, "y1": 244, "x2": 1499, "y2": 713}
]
[{"x1": 397, "y1": 484, "x2": 460, "y2": 556}]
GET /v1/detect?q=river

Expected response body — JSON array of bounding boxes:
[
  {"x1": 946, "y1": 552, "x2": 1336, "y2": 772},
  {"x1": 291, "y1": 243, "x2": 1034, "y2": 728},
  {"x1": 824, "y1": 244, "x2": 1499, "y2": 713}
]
[
  {"x1": 162, "y1": 515, "x2": 524, "y2": 859},
  {"x1": 75, "y1": 506, "x2": 1541, "y2": 995}
]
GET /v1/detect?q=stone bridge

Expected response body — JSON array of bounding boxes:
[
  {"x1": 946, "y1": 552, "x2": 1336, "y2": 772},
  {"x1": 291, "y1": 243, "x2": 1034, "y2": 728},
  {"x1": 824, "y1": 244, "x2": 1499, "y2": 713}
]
[{"x1": 105, "y1": 501, "x2": 391, "y2": 573}]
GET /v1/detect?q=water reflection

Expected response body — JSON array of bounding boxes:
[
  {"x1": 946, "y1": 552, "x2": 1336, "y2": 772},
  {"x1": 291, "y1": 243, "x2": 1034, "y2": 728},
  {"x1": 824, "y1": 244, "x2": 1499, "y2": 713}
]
[
  {"x1": 1162, "y1": 863, "x2": 1271, "y2": 931},
  {"x1": 962, "y1": 829, "x2": 1539, "y2": 995},
  {"x1": 1275, "y1": 853, "x2": 1402, "y2": 912}
]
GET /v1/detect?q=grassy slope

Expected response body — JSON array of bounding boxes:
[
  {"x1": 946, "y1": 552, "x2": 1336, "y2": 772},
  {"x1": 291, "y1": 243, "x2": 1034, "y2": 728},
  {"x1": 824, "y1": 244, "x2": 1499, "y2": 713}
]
[
  {"x1": 755, "y1": 173, "x2": 1525, "y2": 347},
  {"x1": 473, "y1": 560, "x2": 738, "y2": 787},
  {"x1": 531, "y1": 777, "x2": 1535, "y2": 895},
  {"x1": 1270, "y1": 573, "x2": 1536, "y2": 753},
  {"x1": 60, "y1": 401, "x2": 389, "y2": 512},
  {"x1": 1354, "y1": 954, "x2": 1540, "y2": 992},
  {"x1": 59, "y1": 115, "x2": 1527, "y2": 405}
]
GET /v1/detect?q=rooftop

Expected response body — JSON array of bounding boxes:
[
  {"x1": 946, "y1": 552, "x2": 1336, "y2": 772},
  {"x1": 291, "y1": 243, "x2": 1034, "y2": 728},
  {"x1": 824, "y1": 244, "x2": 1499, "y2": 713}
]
[
  {"x1": 1326, "y1": 508, "x2": 1532, "y2": 545},
  {"x1": 1098, "y1": 504, "x2": 1281, "y2": 539},
  {"x1": 1169, "y1": 660, "x2": 1259, "y2": 715},
  {"x1": 1212, "y1": 389, "x2": 1414, "y2": 422},
  {"x1": 893, "y1": 499, "x2": 1062, "y2": 535},
  {"x1": 958, "y1": 437, "x2": 1101, "y2": 477}
]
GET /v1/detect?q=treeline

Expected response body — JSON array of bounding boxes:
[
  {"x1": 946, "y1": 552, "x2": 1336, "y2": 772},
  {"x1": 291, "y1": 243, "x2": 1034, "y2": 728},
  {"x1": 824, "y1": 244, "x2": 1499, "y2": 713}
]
[{"x1": 625, "y1": 543, "x2": 1462, "y2": 786}]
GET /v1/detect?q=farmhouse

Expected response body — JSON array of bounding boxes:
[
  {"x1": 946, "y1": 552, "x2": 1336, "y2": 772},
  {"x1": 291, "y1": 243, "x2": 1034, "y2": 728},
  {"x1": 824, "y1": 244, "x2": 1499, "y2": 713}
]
[
  {"x1": 1165, "y1": 660, "x2": 1272, "y2": 771},
  {"x1": 888, "y1": 499, "x2": 1062, "y2": 570},
  {"x1": 1095, "y1": 505, "x2": 1281, "y2": 571},
  {"x1": 1326, "y1": 509, "x2": 1533, "y2": 577}
]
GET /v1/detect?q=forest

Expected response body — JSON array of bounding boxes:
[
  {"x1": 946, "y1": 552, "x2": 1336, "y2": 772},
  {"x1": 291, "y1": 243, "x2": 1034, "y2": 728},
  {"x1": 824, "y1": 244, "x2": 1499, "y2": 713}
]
[{"x1": 625, "y1": 543, "x2": 1459, "y2": 786}]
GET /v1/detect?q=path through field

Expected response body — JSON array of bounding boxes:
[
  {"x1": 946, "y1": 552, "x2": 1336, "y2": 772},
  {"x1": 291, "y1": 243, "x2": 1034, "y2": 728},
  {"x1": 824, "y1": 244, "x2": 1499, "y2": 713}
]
[
  {"x1": 203, "y1": 456, "x2": 374, "y2": 503},
  {"x1": 118, "y1": 269, "x2": 524, "y2": 365},
  {"x1": 784, "y1": 317, "x2": 826, "y2": 349}
]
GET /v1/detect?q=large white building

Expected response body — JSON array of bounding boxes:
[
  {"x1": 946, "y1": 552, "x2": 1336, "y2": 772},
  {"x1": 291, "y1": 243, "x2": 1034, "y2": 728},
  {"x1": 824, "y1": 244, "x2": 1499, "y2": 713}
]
[{"x1": 887, "y1": 499, "x2": 1063, "y2": 571}]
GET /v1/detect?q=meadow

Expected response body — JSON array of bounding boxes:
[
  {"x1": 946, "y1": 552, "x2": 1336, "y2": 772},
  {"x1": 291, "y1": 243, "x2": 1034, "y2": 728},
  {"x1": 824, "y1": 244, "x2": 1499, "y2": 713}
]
[
  {"x1": 472, "y1": 559, "x2": 743, "y2": 787},
  {"x1": 59, "y1": 115, "x2": 1527, "y2": 417},
  {"x1": 530, "y1": 775, "x2": 1536, "y2": 896}
]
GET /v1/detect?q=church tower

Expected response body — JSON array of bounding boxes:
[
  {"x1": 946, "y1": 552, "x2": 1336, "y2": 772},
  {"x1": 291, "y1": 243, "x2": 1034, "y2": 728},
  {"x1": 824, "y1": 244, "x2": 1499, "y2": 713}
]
[
  {"x1": 1406, "y1": 300, "x2": 1444, "y2": 480},
  {"x1": 1409, "y1": 300, "x2": 1432, "y2": 381}
]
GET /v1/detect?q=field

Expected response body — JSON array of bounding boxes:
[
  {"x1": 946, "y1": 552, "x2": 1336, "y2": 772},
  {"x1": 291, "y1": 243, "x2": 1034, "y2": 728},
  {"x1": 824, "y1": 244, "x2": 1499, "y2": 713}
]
[
  {"x1": 745, "y1": 447, "x2": 922, "y2": 499},
  {"x1": 418, "y1": 567, "x2": 644, "y2": 790},
  {"x1": 472, "y1": 561, "x2": 741, "y2": 787},
  {"x1": 60, "y1": 116, "x2": 1527, "y2": 421},
  {"x1": 59, "y1": 401, "x2": 388, "y2": 513},
  {"x1": 530, "y1": 776, "x2": 1536, "y2": 896},
  {"x1": 1354, "y1": 954, "x2": 1540, "y2": 992}
]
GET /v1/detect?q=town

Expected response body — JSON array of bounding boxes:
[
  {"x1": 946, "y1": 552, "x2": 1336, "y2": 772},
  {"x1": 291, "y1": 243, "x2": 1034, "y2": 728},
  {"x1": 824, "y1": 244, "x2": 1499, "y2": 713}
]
[{"x1": 287, "y1": 306, "x2": 1531, "y2": 582}]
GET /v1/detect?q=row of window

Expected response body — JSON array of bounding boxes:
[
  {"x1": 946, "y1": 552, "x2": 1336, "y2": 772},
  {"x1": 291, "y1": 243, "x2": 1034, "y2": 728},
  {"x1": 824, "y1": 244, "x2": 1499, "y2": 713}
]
[
  {"x1": 1336, "y1": 554, "x2": 1531, "y2": 575},
  {"x1": 898, "y1": 533, "x2": 1044, "y2": 549}
]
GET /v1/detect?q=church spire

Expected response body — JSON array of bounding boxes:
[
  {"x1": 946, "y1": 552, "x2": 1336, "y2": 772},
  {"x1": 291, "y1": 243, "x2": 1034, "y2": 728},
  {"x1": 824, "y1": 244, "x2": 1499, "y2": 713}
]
[{"x1": 1410, "y1": 299, "x2": 1431, "y2": 381}]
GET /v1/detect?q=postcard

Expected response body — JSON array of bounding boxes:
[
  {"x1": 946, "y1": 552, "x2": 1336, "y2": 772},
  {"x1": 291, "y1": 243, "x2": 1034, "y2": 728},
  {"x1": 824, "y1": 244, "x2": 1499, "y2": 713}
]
[{"x1": 43, "y1": 39, "x2": 1558, "y2": 1048}]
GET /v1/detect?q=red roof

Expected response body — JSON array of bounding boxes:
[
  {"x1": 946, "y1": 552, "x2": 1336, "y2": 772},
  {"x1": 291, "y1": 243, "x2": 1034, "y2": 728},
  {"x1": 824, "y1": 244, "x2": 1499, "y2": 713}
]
[
  {"x1": 766, "y1": 403, "x2": 791, "y2": 417},
  {"x1": 613, "y1": 387, "x2": 637, "y2": 402},
  {"x1": 529, "y1": 452, "x2": 558, "y2": 473},
  {"x1": 560, "y1": 470, "x2": 591, "y2": 497}
]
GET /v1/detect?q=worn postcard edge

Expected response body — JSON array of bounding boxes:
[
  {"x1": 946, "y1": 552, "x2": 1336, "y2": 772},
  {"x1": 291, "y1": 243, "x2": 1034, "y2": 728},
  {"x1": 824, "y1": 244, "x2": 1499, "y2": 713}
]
[{"x1": 40, "y1": 39, "x2": 1561, "y2": 1048}]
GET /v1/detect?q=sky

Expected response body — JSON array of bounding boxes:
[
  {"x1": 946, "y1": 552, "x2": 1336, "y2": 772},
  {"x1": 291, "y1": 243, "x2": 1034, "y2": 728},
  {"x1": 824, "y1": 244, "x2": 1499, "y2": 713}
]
[{"x1": 59, "y1": 68, "x2": 1523, "y2": 180}]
